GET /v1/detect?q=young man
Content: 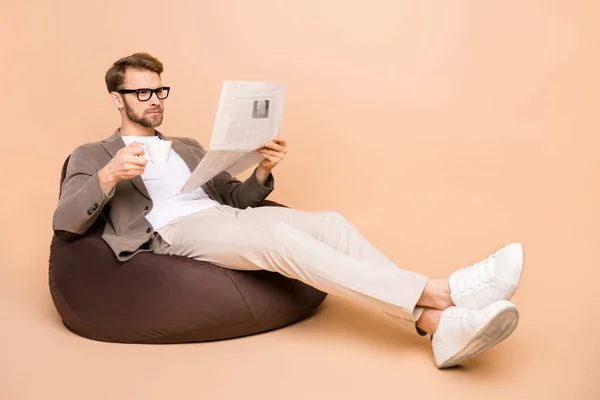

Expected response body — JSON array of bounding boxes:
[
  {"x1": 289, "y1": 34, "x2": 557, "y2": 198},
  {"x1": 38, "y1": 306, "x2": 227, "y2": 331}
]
[{"x1": 53, "y1": 53, "x2": 524, "y2": 369}]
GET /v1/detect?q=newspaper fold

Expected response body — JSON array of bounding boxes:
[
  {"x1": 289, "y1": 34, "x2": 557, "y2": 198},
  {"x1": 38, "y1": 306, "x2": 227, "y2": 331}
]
[{"x1": 181, "y1": 81, "x2": 286, "y2": 193}]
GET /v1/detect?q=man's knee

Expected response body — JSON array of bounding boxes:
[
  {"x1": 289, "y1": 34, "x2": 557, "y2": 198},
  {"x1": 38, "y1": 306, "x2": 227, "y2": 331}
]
[{"x1": 323, "y1": 211, "x2": 349, "y2": 226}]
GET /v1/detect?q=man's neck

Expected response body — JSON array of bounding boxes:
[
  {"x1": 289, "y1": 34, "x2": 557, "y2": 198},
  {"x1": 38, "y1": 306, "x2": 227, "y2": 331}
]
[{"x1": 119, "y1": 121, "x2": 156, "y2": 137}]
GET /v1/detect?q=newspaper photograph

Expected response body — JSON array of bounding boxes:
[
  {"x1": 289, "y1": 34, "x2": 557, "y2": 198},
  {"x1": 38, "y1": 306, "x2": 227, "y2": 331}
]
[{"x1": 181, "y1": 80, "x2": 286, "y2": 193}]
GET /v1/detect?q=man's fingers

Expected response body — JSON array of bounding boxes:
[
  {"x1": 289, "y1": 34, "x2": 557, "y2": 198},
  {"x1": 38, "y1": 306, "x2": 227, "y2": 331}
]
[
  {"x1": 272, "y1": 136, "x2": 286, "y2": 145},
  {"x1": 265, "y1": 144, "x2": 284, "y2": 153},
  {"x1": 118, "y1": 142, "x2": 145, "y2": 156},
  {"x1": 272, "y1": 137, "x2": 287, "y2": 150},
  {"x1": 127, "y1": 146, "x2": 146, "y2": 156},
  {"x1": 122, "y1": 163, "x2": 146, "y2": 172},
  {"x1": 261, "y1": 154, "x2": 281, "y2": 164},
  {"x1": 258, "y1": 149, "x2": 284, "y2": 158},
  {"x1": 264, "y1": 141, "x2": 286, "y2": 153},
  {"x1": 127, "y1": 156, "x2": 148, "y2": 166}
]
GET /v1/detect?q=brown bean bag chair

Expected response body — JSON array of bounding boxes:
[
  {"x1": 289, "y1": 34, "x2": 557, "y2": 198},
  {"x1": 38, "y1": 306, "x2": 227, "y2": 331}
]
[{"x1": 48, "y1": 156, "x2": 327, "y2": 344}]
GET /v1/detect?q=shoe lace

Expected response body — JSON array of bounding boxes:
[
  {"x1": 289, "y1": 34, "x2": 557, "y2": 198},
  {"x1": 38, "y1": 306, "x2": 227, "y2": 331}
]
[{"x1": 453, "y1": 256, "x2": 495, "y2": 293}]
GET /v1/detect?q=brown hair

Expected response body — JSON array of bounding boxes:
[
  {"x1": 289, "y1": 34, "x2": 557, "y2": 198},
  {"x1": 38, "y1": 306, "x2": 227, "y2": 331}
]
[{"x1": 105, "y1": 52, "x2": 164, "y2": 93}]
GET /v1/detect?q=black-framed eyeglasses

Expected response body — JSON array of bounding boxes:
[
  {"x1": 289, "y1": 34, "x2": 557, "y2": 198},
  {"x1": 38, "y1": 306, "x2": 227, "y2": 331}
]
[{"x1": 115, "y1": 87, "x2": 170, "y2": 101}]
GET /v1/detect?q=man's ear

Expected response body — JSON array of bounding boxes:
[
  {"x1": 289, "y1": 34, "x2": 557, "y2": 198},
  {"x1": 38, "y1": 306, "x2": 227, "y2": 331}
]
[{"x1": 110, "y1": 92, "x2": 124, "y2": 109}]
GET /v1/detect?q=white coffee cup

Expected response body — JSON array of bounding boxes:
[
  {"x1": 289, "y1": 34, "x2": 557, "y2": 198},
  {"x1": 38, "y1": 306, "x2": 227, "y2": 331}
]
[{"x1": 144, "y1": 140, "x2": 172, "y2": 164}]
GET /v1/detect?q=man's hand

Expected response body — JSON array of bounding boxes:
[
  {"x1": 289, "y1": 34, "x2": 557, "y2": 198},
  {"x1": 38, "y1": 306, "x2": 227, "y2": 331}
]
[
  {"x1": 256, "y1": 136, "x2": 287, "y2": 184},
  {"x1": 98, "y1": 142, "x2": 148, "y2": 195}
]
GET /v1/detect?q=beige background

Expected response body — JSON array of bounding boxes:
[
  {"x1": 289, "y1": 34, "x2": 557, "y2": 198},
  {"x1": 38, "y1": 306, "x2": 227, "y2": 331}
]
[{"x1": 1, "y1": 0, "x2": 599, "y2": 399}]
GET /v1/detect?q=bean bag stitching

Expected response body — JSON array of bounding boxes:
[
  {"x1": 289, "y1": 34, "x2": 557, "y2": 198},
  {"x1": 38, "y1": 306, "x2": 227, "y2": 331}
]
[
  {"x1": 146, "y1": 306, "x2": 315, "y2": 343},
  {"x1": 144, "y1": 274, "x2": 327, "y2": 343},
  {"x1": 223, "y1": 269, "x2": 256, "y2": 321}
]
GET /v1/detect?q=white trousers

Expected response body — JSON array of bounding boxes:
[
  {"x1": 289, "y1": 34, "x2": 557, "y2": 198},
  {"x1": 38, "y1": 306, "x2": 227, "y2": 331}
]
[{"x1": 154, "y1": 204, "x2": 429, "y2": 324}]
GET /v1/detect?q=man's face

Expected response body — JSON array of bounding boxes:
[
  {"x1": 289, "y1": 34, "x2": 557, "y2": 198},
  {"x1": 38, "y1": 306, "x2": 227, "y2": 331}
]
[{"x1": 119, "y1": 68, "x2": 165, "y2": 128}]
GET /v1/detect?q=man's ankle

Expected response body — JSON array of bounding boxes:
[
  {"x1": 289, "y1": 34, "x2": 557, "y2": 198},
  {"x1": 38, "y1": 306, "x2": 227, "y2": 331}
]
[
  {"x1": 418, "y1": 279, "x2": 454, "y2": 311},
  {"x1": 416, "y1": 308, "x2": 442, "y2": 335}
]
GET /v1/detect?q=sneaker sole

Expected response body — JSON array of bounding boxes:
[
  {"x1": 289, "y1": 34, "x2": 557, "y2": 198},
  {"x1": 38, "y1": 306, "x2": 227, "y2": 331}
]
[{"x1": 437, "y1": 303, "x2": 519, "y2": 369}]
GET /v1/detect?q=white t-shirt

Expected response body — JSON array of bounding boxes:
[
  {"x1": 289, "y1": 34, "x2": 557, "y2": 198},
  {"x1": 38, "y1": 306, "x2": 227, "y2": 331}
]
[{"x1": 121, "y1": 135, "x2": 219, "y2": 230}]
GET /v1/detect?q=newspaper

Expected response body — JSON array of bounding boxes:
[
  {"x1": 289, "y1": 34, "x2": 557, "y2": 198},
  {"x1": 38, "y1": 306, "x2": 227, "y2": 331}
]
[{"x1": 181, "y1": 81, "x2": 286, "y2": 193}]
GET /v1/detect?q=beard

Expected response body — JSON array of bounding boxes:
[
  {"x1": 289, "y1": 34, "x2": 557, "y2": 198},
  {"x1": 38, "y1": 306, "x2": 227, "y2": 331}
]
[{"x1": 123, "y1": 98, "x2": 164, "y2": 128}]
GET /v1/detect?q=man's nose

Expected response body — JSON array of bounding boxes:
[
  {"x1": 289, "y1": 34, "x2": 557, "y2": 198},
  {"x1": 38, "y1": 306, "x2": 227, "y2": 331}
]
[{"x1": 149, "y1": 92, "x2": 161, "y2": 106}]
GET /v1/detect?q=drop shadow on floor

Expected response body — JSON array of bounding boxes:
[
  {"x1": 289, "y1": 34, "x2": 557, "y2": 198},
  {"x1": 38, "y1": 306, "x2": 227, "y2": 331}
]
[
  {"x1": 39, "y1": 290, "x2": 519, "y2": 379},
  {"x1": 281, "y1": 296, "x2": 523, "y2": 378}
]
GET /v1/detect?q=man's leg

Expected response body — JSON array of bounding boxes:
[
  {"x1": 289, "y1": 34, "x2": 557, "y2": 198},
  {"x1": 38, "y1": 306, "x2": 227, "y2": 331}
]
[
  {"x1": 156, "y1": 204, "x2": 429, "y2": 322},
  {"x1": 156, "y1": 205, "x2": 523, "y2": 368},
  {"x1": 233, "y1": 205, "x2": 451, "y2": 332},
  {"x1": 235, "y1": 206, "x2": 401, "y2": 268},
  {"x1": 235, "y1": 206, "x2": 523, "y2": 328}
]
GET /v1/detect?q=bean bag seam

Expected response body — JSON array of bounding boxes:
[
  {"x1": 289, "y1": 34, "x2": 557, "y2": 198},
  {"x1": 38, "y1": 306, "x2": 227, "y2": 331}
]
[
  {"x1": 223, "y1": 269, "x2": 256, "y2": 321},
  {"x1": 146, "y1": 307, "x2": 310, "y2": 343}
]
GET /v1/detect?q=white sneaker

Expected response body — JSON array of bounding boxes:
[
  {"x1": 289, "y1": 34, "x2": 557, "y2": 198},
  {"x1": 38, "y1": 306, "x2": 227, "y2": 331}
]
[
  {"x1": 449, "y1": 243, "x2": 523, "y2": 309},
  {"x1": 432, "y1": 300, "x2": 519, "y2": 369}
]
